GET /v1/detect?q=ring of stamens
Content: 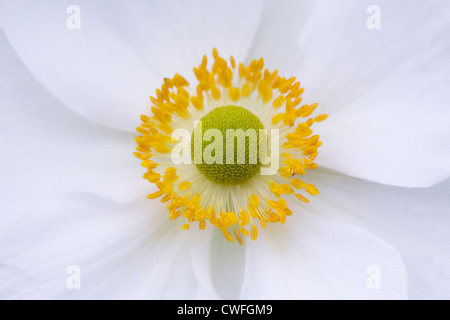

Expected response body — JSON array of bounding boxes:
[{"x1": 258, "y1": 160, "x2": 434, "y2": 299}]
[{"x1": 134, "y1": 48, "x2": 327, "y2": 244}]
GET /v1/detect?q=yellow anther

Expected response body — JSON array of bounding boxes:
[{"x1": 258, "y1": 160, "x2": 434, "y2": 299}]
[
  {"x1": 134, "y1": 152, "x2": 152, "y2": 160},
  {"x1": 147, "y1": 191, "x2": 163, "y2": 199},
  {"x1": 295, "y1": 194, "x2": 310, "y2": 203},
  {"x1": 150, "y1": 96, "x2": 162, "y2": 106},
  {"x1": 223, "y1": 230, "x2": 234, "y2": 243},
  {"x1": 157, "y1": 122, "x2": 173, "y2": 135},
  {"x1": 248, "y1": 205, "x2": 258, "y2": 218},
  {"x1": 174, "y1": 74, "x2": 189, "y2": 87},
  {"x1": 182, "y1": 208, "x2": 193, "y2": 219},
  {"x1": 241, "y1": 82, "x2": 251, "y2": 97},
  {"x1": 260, "y1": 217, "x2": 267, "y2": 228},
  {"x1": 238, "y1": 209, "x2": 250, "y2": 226},
  {"x1": 272, "y1": 95, "x2": 285, "y2": 108},
  {"x1": 178, "y1": 181, "x2": 192, "y2": 191},
  {"x1": 234, "y1": 228, "x2": 243, "y2": 245},
  {"x1": 270, "y1": 182, "x2": 282, "y2": 198},
  {"x1": 308, "y1": 152, "x2": 318, "y2": 161},
  {"x1": 227, "y1": 211, "x2": 238, "y2": 225},
  {"x1": 191, "y1": 96, "x2": 204, "y2": 110},
  {"x1": 279, "y1": 167, "x2": 292, "y2": 178},
  {"x1": 297, "y1": 103, "x2": 318, "y2": 118},
  {"x1": 267, "y1": 199, "x2": 278, "y2": 208},
  {"x1": 270, "y1": 69, "x2": 279, "y2": 81},
  {"x1": 250, "y1": 225, "x2": 258, "y2": 241},
  {"x1": 230, "y1": 55, "x2": 236, "y2": 69},
  {"x1": 182, "y1": 223, "x2": 190, "y2": 230},
  {"x1": 169, "y1": 209, "x2": 181, "y2": 220},
  {"x1": 305, "y1": 184, "x2": 319, "y2": 195},
  {"x1": 239, "y1": 227, "x2": 249, "y2": 237},
  {"x1": 279, "y1": 80, "x2": 293, "y2": 93},
  {"x1": 278, "y1": 199, "x2": 287, "y2": 209},
  {"x1": 302, "y1": 146, "x2": 317, "y2": 156},
  {"x1": 307, "y1": 135, "x2": 320, "y2": 146},
  {"x1": 211, "y1": 86, "x2": 221, "y2": 100},
  {"x1": 212, "y1": 47, "x2": 219, "y2": 60},
  {"x1": 291, "y1": 178, "x2": 306, "y2": 189},
  {"x1": 296, "y1": 123, "x2": 313, "y2": 137},
  {"x1": 279, "y1": 213, "x2": 286, "y2": 224},
  {"x1": 157, "y1": 183, "x2": 173, "y2": 195},
  {"x1": 188, "y1": 193, "x2": 200, "y2": 209},
  {"x1": 229, "y1": 87, "x2": 240, "y2": 102},
  {"x1": 281, "y1": 184, "x2": 294, "y2": 194},
  {"x1": 249, "y1": 59, "x2": 257, "y2": 72},
  {"x1": 147, "y1": 172, "x2": 161, "y2": 183},
  {"x1": 306, "y1": 118, "x2": 315, "y2": 127},
  {"x1": 163, "y1": 168, "x2": 178, "y2": 184},
  {"x1": 271, "y1": 76, "x2": 281, "y2": 89},
  {"x1": 249, "y1": 195, "x2": 260, "y2": 207},
  {"x1": 238, "y1": 63, "x2": 245, "y2": 78},
  {"x1": 257, "y1": 57, "x2": 264, "y2": 69},
  {"x1": 315, "y1": 114, "x2": 328, "y2": 122},
  {"x1": 164, "y1": 77, "x2": 174, "y2": 88},
  {"x1": 152, "y1": 142, "x2": 171, "y2": 154},
  {"x1": 140, "y1": 114, "x2": 151, "y2": 123},
  {"x1": 161, "y1": 193, "x2": 173, "y2": 203},
  {"x1": 272, "y1": 113, "x2": 284, "y2": 125},
  {"x1": 287, "y1": 81, "x2": 301, "y2": 97}
]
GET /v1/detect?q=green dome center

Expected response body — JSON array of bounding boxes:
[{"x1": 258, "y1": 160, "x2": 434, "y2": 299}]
[{"x1": 191, "y1": 105, "x2": 264, "y2": 185}]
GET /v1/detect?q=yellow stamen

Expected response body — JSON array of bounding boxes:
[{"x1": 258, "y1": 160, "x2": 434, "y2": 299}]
[{"x1": 250, "y1": 225, "x2": 258, "y2": 241}]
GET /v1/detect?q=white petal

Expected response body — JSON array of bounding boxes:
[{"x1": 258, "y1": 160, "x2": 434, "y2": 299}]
[
  {"x1": 305, "y1": 0, "x2": 450, "y2": 187},
  {"x1": 191, "y1": 229, "x2": 246, "y2": 299},
  {"x1": 0, "y1": 193, "x2": 215, "y2": 299},
  {"x1": 306, "y1": 168, "x2": 450, "y2": 299},
  {"x1": 246, "y1": 0, "x2": 314, "y2": 73},
  {"x1": 252, "y1": 0, "x2": 450, "y2": 187},
  {"x1": 240, "y1": 210, "x2": 407, "y2": 299},
  {"x1": 155, "y1": 0, "x2": 263, "y2": 69},
  {"x1": 0, "y1": 0, "x2": 263, "y2": 131},
  {"x1": 0, "y1": 31, "x2": 147, "y2": 233}
]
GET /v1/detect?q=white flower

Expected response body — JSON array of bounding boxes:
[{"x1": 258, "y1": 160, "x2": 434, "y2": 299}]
[{"x1": 1, "y1": 0, "x2": 449, "y2": 299}]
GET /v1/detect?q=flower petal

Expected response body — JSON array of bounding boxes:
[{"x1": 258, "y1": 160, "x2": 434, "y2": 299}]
[
  {"x1": 252, "y1": 0, "x2": 450, "y2": 187},
  {"x1": 0, "y1": 0, "x2": 263, "y2": 131},
  {"x1": 306, "y1": 168, "x2": 450, "y2": 299},
  {"x1": 191, "y1": 229, "x2": 246, "y2": 299},
  {"x1": 0, "y1": 31, "x2": 147, "y2": 233},
  {"x1": 153, "y1": 0, "x2": 264, "y2": 70},
  {"x1": 0, "y1": 193, "x2": 215, "y2": 299},
  {"x1": 240, "y1": 208, "x2": 407, "y2": 299},
  {"x1": 246, "y1": 0, "x2": 314, "y2": 73},
  {"x1": 303, "y1": 0, "x2": 450, "y2": 187}
]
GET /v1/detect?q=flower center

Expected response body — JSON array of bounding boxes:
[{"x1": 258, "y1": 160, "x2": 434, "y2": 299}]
[
  {"x1": 135, "y1": 48, "x2": 328, "y2": 244},
  {"x1": 191, "y1": 105, "x2": 265, "y2": 185}
]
